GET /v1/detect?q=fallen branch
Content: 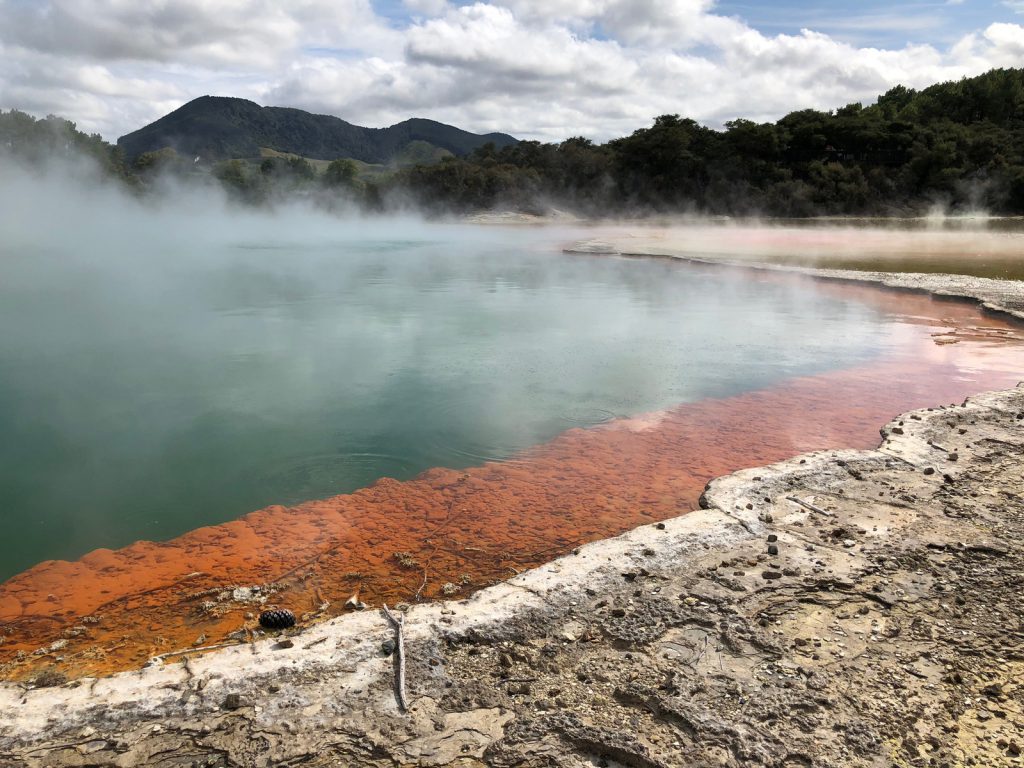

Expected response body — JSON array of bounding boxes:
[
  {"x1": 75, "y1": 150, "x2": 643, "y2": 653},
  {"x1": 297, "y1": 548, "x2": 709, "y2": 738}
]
[
  {"x1": 382, "y1": 604, "x2": 409, "y2": 712},
  {"x1": 785, "y1": 496, "x2": 833, "y2": 517}
]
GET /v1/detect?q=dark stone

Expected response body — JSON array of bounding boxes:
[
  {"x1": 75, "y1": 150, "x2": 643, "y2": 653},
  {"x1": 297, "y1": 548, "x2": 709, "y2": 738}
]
[
  {"x1": 762, "y1": 570, "x2": 783, "y2": 581},
  {"x1": 655, "y1": 522, "x2": 666, "y2": 530},
  {"x1": 259, "y1": 609, "x2": 296, "y2": 630},
  {"x1": 923, "y1": 467, "x2": 935, "y2": 476},
  {"x1": 767, "y1": 534, "x2": 778, "y2": 543},
  {"x1": 222, "y1": 693, "x2": 245, "y2": 710},
  {"x1": 381, "y1": 639, "x2": 397, "y2": 656},
  {"x1": 610, "y1": 608, "x2": 626, "y2": 618},
  {"x1": 768, "y1": 544, "x2": 779, "y2": 556}
]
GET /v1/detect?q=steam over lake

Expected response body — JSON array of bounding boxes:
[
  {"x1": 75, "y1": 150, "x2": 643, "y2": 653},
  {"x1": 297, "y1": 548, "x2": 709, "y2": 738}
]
[{"x1": 0, "y1": 216, "x2": 901, "y2": 580}]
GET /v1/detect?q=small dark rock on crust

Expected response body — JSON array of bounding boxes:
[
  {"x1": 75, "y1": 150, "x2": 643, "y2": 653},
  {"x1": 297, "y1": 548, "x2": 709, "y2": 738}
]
[{"x1": 259, "y1": 609, "x2": 296, "y2": 630}]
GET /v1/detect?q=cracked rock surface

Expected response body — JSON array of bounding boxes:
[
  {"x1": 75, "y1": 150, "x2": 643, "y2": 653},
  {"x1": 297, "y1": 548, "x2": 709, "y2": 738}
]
[{"x1": 2, "y1": 383, "x2": 1023, "y2": 767}]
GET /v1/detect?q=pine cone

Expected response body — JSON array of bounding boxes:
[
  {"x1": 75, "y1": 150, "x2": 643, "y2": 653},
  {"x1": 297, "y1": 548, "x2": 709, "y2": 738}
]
[{"x1": 258, "y1": 608, "x2": 296, "y2": 630}]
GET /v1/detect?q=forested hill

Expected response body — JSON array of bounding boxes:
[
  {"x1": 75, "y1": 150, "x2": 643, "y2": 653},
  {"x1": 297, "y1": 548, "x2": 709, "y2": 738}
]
[
  {"x1": 116, "y1": 96, "x2": 519, "y2": 163},
  {"x1": 396, "y1": 67, "x2": 1024, "y2": 216}
]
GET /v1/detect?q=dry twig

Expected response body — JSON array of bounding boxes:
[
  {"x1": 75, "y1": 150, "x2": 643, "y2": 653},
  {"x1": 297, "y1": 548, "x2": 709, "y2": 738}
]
[{"x1": 785, "y1": 495, "x2": 833, "y2": 517}]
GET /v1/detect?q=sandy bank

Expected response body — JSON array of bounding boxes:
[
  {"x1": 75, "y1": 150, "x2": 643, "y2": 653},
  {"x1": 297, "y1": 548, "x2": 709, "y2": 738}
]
[{"x1": 2, "y1": 387, "x2": 1022, "y2": 765}]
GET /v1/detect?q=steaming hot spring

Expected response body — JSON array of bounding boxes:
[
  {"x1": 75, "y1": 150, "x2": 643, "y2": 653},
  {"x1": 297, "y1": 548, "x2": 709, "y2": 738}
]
[{"x1": 1, "y1": 208, "x2": 1023, "y2": 680}]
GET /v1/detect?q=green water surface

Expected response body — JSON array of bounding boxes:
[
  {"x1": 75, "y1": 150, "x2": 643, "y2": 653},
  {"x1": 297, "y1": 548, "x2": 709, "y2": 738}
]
[{"x1": 0, "y1": 218, "x2": 900, "y2": 579}]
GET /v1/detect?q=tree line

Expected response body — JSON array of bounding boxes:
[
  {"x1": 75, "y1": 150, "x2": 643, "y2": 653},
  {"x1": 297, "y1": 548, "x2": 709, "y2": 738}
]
[
  {"x1": 4, "y1": 67, "x2": 1024, "y2": 216},
  {"x1": 391, "y1": 68, "x2": 1024, "y2": 216}
]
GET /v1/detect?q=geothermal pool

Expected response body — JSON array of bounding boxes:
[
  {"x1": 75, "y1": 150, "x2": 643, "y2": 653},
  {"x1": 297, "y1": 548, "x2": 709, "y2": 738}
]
[
  {"x1": 1, "y1": 218, "x2": 1023, "y2": 680},
  {"x1": 0, "y1": 225, "x2": 900, "y2": 579}
]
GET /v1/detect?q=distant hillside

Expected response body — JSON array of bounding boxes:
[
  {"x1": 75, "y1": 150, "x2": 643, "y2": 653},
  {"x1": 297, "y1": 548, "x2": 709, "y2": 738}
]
[{"x1": 117, "y1": 96, "x2": 518, "y2": 163}]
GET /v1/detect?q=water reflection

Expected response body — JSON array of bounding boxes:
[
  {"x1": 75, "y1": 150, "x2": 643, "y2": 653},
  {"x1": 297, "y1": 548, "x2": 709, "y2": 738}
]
[{"x1": 0, "y1": 231, "x2": 886, "y2": 578}]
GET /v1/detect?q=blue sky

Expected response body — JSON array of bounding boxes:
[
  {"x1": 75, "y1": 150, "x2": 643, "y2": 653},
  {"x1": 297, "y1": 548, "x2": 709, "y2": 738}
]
[
  {"x1": 1, "y1": 0, "x2": 1023, "y2": 141},
  {"x1": 716, "y1": 1, "x2": 1022, "y2": 45},
  {"x1": 729, "y1": 0, "x2": 1024, "y2": 45},
  {"x1": 370, "y1": 0, "x2": 1023, "y2": 47}
]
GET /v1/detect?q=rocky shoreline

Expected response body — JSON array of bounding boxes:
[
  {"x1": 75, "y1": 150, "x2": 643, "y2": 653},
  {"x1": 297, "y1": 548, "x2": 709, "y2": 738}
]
[
  {"x1": 2, "y1": 387, "x2": 1022, "y2": 765},
  {"x1": 2, "y1": 251, "x2": 1023, "y2": 767}
]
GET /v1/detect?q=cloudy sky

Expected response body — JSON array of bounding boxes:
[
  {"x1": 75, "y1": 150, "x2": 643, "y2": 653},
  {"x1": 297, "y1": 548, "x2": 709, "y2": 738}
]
[{"x1": 1, "y1": 0, "x2": 1023, "y2": 143}]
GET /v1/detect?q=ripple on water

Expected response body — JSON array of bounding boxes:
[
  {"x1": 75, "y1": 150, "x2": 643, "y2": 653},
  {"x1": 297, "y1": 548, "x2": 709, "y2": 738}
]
[
  {"x1": 257, "y1": 452, "x2": 416, "y2": 500},
  {"x1": 556, "y1": 407, "x2": 618, "y2": 426},
  {"x1": 421, "y1": 396, "x2": 567, "y2": 467}
]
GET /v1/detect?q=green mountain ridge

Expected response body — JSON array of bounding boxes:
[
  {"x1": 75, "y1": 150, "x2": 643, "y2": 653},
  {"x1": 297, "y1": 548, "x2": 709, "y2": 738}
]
[{"x1": 116, "y1": 96, "x2": 518, "y2": 163}]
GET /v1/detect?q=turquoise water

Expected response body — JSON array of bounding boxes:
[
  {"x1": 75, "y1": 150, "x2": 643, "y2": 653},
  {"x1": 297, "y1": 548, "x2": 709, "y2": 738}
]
[{"x1": 0, "y1": 220, "x2": 891, "y2": 579}]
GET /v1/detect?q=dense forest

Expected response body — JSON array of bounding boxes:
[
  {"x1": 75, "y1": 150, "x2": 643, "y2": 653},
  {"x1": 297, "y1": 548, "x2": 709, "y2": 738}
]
[{"x1": 3, "y1": 67, "x2": 1024, "y2": 216}]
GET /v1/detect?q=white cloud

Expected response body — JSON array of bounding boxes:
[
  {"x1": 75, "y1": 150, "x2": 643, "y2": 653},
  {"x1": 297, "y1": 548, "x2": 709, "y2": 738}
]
[
  {"x1": 403, "y1": 0, "x2": 451, "y2": 17},
  {"x1": 0, "y1": 0, "x2": 1021, "y2": 144}
]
